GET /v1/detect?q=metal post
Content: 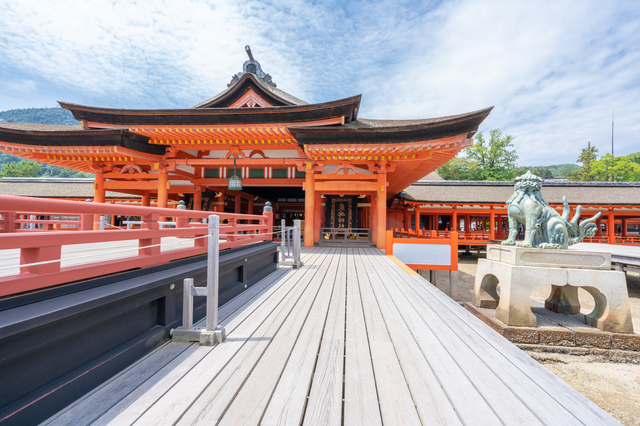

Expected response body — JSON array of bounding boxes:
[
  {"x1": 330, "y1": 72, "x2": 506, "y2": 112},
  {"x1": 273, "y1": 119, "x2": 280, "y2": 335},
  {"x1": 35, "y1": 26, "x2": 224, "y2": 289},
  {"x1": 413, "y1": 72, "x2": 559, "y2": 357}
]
[
  {"x1": 293, "y1": 219, "x2": 302, "y2": 268},
  {"x1": 281, "y1": 219, "x2": 286, "y2": 262},
  {"x1": 183, "y1": 278, "x2": 194, "y2": 330},
  {"x1": 99, "y1": 216, "x2": 106, "y2": 231},
  {"x1": 29, "y1": 214, "x2": 35, "y2": 230},
  {"x1": 207, "y1": 215, "x2": 220, "y2": 333}
]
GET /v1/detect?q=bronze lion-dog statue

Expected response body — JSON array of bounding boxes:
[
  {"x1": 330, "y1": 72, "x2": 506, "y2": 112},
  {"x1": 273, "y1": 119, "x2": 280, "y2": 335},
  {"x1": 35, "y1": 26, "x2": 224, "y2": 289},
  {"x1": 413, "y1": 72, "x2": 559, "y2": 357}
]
[{"x1": 501, "y1": 171, "x2": 601, "y2": 249}]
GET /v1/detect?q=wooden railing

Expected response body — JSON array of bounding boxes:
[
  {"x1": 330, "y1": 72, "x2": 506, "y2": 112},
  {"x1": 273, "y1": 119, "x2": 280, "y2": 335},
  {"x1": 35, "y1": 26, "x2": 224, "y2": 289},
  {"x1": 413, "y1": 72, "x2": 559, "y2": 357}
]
[
  {"x1": 0, "y1": 195, "x2": 273, "y2": 297},
  {"x1": 386, "y1": 230, "x2": 459, "y2": 300},
  {"x1": 393, "y1": 228, "x2": 491, "y2": 243},
  {"x1": 320, "y1": 227, "x2": 372, "y2": 244},
  {"x1": 582, "y1": 235, "x2": 640, "y2": 245}
]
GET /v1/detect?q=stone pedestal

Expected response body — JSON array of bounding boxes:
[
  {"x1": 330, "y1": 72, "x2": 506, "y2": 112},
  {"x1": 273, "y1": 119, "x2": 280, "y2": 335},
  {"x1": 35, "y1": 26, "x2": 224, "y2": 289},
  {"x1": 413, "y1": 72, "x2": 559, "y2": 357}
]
[{"x1": 473, "y1": 245, "x2": 634, "y2": 334}]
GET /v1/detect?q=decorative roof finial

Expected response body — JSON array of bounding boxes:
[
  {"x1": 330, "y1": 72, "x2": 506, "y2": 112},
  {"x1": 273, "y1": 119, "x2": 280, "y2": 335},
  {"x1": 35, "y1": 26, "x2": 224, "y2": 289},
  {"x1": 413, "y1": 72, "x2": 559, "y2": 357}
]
[
  {"x1": 245, "y1": 45, "x2": 254, "y2": 61},
  {"x1": 228, "y1": 46, "x2": 277, "y2": 88}
]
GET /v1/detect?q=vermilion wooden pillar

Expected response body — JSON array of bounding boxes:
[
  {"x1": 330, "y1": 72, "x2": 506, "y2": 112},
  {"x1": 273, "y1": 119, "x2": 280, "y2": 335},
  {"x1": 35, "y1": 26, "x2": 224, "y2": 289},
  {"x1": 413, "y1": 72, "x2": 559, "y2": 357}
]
[
  {"x1": 608, "y1": 208, "x2": 615, "y2": 243},
  {"x1": 248, "y1": 197, "x2": 254, "y2": 215},
  {"x1": 376, "y1": 172, "x2": 387, "y2": 249},
  {"x1": 314, "y1": 191, "x2": 322, "y2": 243},
  {"x1": 142, "y1": 192, "x2": 151, "y2": 207},
  {"x1": 452, "y1": 207, "x2": 458, "y2": 231},
  {"x1": 215, "y1": 191, "x2": 224, "y2": 213},
  {"x1": 93, "y1": 172, "x2": 105, "y2": 229},
  {"x1": 404, "y1": 209, "x2": 410, "y2": 231},
  {"x1": 414, "y1": 209, "x2": 419, "y2": 231},
  {"x1": 193, "y1": 186, "x2": 202, "y2": 210},
  {"x1": 235, "y1": 194, "x2": 241, "y2": 213},
  {"x1": 157, "y1": 172, "x2": 168, "y2": 209},
  {"x1": 622, "y1": 217, "x2": 628, "y2": 237},
  {"x1": 371, "y1": 195, "x2": 377, "y2": 245},
  {"x1": 489, "y1": 208, "x2": 496, "y2": 240},
  {"x1": 304, "y1": 170, "x2": 315, "y2": 247}
]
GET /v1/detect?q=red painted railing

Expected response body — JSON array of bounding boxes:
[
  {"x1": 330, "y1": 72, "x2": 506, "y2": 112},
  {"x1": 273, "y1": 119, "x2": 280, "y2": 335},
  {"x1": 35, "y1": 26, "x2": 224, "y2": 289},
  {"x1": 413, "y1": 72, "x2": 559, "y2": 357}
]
[
  {"x1": 583, "y1": 236, "x2": 640, "y2": 245},
  {"x1": 392, "y1": 228, "x2": 491, "y2": 244},
  {"x1": 0, "y1": 195, "x2": 273, "y2": 297}
]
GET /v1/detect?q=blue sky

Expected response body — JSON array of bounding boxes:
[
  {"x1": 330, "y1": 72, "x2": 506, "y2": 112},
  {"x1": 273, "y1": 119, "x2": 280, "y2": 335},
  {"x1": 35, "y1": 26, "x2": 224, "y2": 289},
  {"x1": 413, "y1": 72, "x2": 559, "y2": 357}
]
[{"x1": 1, "y1": 0, "x2": 639, "y2": 166}]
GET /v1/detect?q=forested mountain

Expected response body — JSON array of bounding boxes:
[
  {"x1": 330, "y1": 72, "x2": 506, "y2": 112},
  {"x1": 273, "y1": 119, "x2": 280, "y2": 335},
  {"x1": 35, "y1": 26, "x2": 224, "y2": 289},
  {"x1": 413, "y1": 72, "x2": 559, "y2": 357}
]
[
  {"x1": 0, "y1": 107, "x2": 78, "y2": 125},
  {"x1": 0, "y1": 107, "x2": 92, "y2": 178}
]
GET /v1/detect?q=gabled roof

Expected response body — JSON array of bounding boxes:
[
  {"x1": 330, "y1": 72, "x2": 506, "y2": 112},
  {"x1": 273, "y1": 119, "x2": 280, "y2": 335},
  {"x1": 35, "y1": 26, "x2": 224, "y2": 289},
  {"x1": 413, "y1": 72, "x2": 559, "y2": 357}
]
[{"x1": 193, "y1": 73, "x2": 307, "y2": 108}]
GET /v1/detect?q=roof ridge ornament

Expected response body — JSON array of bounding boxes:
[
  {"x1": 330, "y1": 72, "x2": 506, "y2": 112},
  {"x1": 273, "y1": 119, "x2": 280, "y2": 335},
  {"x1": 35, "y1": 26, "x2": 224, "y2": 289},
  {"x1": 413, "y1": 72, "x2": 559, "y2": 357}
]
[{"x1": 228, "y1": 45, "x2": 277, "y2": 88}]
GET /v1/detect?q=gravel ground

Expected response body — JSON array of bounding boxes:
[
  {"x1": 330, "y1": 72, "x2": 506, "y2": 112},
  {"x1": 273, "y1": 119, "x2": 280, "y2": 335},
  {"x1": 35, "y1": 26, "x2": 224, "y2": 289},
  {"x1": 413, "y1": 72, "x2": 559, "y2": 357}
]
[{"x1": 420, "y1": 250, "x2": 640, "y2": 425}]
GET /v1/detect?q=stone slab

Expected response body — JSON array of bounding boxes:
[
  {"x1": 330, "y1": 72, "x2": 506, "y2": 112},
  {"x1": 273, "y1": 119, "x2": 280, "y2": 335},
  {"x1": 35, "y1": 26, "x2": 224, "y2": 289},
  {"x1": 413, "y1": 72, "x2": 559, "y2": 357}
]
[
  {"x1": 464, "y1": 302, "x2": 639, "y2": 351},
  {"x1": 487, "y1": 244, "x2": 610, "y2": 269}
]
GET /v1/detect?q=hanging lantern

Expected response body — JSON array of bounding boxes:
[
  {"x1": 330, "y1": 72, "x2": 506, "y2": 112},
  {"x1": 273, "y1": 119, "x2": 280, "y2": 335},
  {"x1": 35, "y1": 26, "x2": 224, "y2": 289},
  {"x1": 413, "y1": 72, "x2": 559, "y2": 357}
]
[
  {"x1": 227, "y1": 154, "x2": 243, "y2": 190},
  {"x1": 228, "y1": 171, "x2": 243, "y2": 190}
]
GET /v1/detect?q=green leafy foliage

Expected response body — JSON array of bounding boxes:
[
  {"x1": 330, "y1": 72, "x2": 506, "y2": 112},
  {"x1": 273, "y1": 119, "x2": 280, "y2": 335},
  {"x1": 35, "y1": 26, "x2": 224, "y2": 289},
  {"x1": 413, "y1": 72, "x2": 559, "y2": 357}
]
[
  {"x1": 568, "y1": 142, "x2": 640, "y2": 181},
  {"x1": 466, "y1": 129, "x2": 519, "y2": 180},
  {"x1": 0, "y1": 107, "x2": 92, "y2": 178},
  {"x1": 590, "y1": 153, "x2": 640, "y2": 181},
  {"x1": 0, "y1": 160, "x2": 41, "y2": 177},
  {"x1": 570, "y1": 142, "x2": 598, "y2": 181},
  {"x1": 438, "y1": 128, "x2": 518, "y2": 181},
  {"x1": 437, "y1": 156, "x2": 479, "y2": 180},
  {"x1": 516, "y1": 166, "x2": 554, "y2": 179}
]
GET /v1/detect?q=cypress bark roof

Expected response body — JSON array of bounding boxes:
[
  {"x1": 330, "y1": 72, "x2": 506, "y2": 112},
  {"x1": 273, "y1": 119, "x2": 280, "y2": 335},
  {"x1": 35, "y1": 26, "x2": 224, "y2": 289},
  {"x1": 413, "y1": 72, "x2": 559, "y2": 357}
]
[
  {"x1": 0, "y1": 178, "x2": 139, "y2": 199},
  {"x1": 400, "y1": 180, "x2": 640, "y2": 205}
]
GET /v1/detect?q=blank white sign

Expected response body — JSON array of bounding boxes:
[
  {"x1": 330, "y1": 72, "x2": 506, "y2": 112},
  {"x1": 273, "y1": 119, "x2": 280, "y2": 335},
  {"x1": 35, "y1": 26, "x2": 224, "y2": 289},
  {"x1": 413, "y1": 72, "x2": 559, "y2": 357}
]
[{"x1": 393, "y1": 243, "x2": 451, "y2": 266}]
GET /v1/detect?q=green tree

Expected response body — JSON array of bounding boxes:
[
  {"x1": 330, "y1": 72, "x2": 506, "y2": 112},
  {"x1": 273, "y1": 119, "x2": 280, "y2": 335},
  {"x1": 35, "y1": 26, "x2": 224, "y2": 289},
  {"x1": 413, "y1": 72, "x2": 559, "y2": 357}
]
[
  {"x1": 570, "y1": 142, "x2": 598, "y2": 181},
  {"x1": 465, "y1": 129, "x2": 518, "y2": 180},
  {"x1": 627, "y1": 152, "x2": 640, "y2": 165},
  {"x1": 590, "y1": 154, "x2": 640, "y2": 182},
  {"x1": 0, "y1": 160, "x2": 42, "y2": 177},
  {"x1": 437, "y1": 156, "x2": 479, "y2": 180}
]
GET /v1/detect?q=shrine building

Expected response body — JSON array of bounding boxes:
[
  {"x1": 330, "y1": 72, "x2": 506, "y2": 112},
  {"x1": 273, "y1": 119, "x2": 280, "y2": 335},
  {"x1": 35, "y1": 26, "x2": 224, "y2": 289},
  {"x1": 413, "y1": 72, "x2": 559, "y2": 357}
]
[{"x1": 0, "y1": 47, "x2": 492, "y2": 249}]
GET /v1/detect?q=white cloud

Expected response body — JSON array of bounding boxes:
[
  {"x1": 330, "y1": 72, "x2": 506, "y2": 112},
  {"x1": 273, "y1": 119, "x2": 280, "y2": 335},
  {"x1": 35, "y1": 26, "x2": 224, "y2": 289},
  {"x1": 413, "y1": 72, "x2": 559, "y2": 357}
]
[{"x1": 0, "y1": 0, "x2": 638, "y2": 165}]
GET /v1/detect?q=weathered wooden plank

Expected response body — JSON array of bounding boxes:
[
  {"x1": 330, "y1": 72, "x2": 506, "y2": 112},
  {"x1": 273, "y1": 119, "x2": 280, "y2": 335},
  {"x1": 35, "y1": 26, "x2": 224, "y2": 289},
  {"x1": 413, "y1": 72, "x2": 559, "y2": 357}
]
[
  {"x1": 41, "y1": 341, "x2": 193, "y2": 426},
  {"x1": 365, "y1": 249, "x2": 544, "y2": 424},
  {"x1": 302, "y1": 249, "x2": 347, "y2": 426},
  {"x1": 357, "y1": 249, "x2": 462, "y2": 426},
  {"x1": 353, "y1": 250, "x2": 422, "y2": 426},
  {"x1": 50, "y1": 253, "x2": 304, "y2": 424},
  {"x1": 219, "y1": 250, "x2": 343, "y2": 425},
  {"x1": 343, "y1": 250, "x2": 383, "y2": 426},
  {"x1": 361, "y1": 249, "x2": 525, "y2": 424},
  {"x1": 172, "y1": 250, "x2": 337, "y2": 425},
  {"x1": 120, "y1": 250, "x2": 333, "y2": 425},
  {"x1": 370, "y1": 251, "x2": 583, "y2": 425},
  {"x1": 372, "y1": 249, "x2": 619, "y2": 425},
  {"x1": 260, "y1": 252, "x2": 342, "y2": 425},
  {"x1": 87, "y1": 263, "x2": 302, "y2": 425},
  {"x1": 406, "y1": 276, "x2": 620, "y2": 425}
]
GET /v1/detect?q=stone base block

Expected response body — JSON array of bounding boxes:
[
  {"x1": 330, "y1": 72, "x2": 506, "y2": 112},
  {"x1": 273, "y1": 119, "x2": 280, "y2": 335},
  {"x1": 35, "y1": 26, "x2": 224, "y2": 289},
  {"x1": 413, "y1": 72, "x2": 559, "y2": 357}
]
[
  {"x1": 464, "y1": 302, "x2": 640, "y2": 351},
  {"x1": 539, "y1": 328, "x2": 576, "y2": 346},
  {"x1": 473, "y1": 245, "x2": 634, "y2": 334}
]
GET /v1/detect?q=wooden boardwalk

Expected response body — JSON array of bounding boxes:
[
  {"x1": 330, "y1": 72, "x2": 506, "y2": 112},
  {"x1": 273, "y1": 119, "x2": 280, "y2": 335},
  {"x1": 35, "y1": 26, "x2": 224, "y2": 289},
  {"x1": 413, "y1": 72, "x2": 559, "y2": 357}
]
[{"x1": 44, "y1": 248, "x2": 619, "y2": 425}]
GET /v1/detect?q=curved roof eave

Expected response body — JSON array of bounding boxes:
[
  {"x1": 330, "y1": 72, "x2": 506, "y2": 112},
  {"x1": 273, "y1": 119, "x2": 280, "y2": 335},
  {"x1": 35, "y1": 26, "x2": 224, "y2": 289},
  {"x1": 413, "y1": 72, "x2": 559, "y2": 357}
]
[
  {"x1": 288, "y1": 106, "x2": 493, "y2": 145},
  {"x1": 58, "y1": 95, "x2": 362, "y2": 126},
  {"x1": 0, "y1": 126, "x2": 165, "y2": 155}
]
